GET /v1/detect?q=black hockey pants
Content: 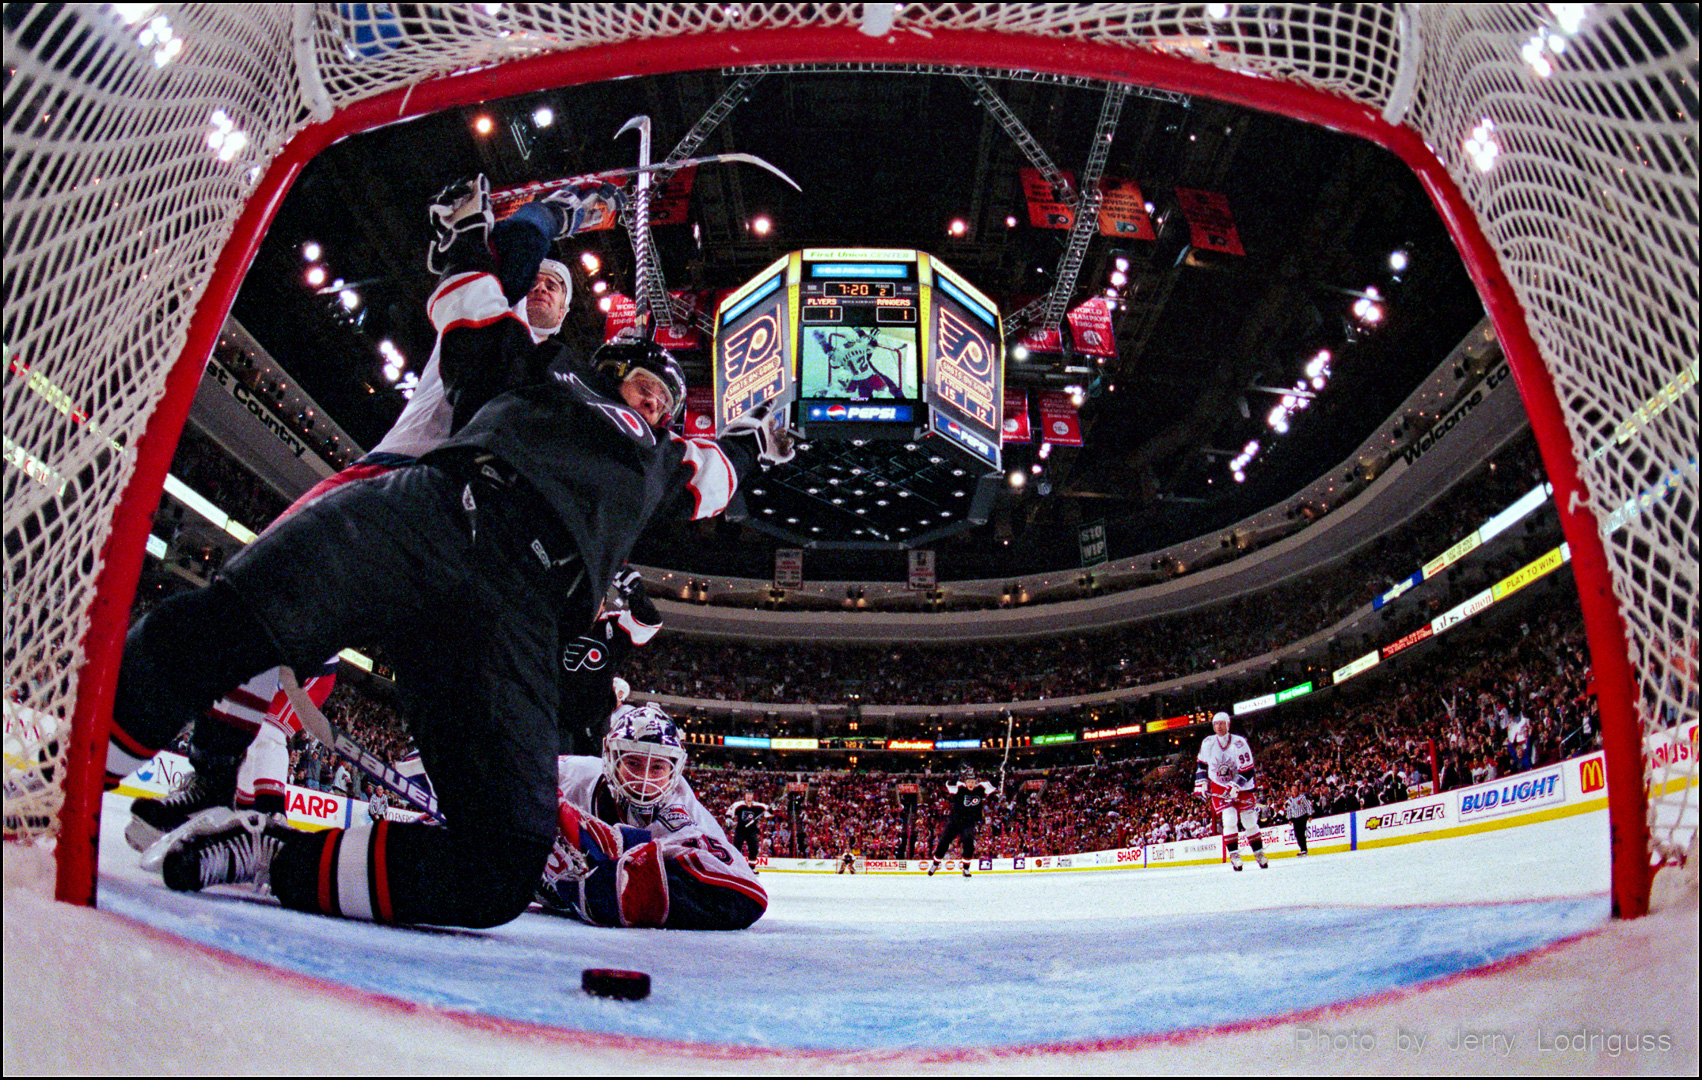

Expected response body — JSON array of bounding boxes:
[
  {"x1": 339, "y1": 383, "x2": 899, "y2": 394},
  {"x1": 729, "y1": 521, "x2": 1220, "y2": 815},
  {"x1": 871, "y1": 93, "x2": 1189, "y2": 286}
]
[{"x1": 114, "y1": 460, "x2": 592, "y2": 927}]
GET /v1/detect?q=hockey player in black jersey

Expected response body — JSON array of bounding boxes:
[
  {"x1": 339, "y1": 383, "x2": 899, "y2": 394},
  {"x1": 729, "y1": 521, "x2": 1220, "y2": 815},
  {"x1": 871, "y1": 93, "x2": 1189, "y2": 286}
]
[
  {"x1": 556, "y1": 565, "x2": 661, "y2": 756},
  {"x1": 929, "y1": 768, "x2": 996, "y2": 877},
  {"x1": 726, "y1": 790, "x2": 771, "y2": 866},
  {"x1": 119, "y1": 176, "x2": 796, "y2": 930}
]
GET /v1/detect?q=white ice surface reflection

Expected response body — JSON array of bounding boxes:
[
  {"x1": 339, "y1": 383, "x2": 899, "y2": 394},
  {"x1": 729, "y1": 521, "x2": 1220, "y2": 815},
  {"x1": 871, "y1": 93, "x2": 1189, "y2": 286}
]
[{"x1": 92, "y1": 794, "x2": 1610, "y2": 1050}]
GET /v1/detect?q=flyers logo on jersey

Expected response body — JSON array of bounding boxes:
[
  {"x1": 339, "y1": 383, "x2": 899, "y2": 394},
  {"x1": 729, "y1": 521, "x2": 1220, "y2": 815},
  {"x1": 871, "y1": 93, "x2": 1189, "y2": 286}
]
[{"x1": 561, "y1": 639, "x2": 607, "y2": 671}]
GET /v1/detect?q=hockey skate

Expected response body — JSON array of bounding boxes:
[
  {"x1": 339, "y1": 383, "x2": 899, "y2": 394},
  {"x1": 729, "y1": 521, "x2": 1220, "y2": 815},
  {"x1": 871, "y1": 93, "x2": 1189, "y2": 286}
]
[
  {"x1": 962, "y1": 864, "x2": 972, "y2": 878},
  {"x1": 1230, "y1": 849, "x2": 1244, "y2": 871},
  {"x1": 927, "y1": 858, "x2": 940, "y2": 876},
  {"x1": 1256, "y1": 851, "x2": 1269, "y2": 869},
  {"x1": 151, "y1": 808, "x2": 295, "y2": 894},
  {"x1": 126, "y1": 767, "x2": 236, "y2": 852}
]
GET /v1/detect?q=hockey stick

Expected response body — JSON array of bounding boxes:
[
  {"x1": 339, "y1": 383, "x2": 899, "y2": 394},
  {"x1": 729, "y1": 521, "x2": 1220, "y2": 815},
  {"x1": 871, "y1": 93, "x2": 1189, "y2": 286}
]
[
  {"x1": 490, "y1": 152, "x2": 801, "y2": 207},
  {"x1": 279, "y1": 666, "x2": 439, "y2": 817}
]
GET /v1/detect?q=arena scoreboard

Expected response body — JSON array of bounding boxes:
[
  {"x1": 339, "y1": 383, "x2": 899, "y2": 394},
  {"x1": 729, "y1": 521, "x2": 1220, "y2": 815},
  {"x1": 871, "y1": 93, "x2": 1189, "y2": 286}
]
[
  {"x1": 713, "y1": 248, "x2": 1006, "y2": 549},
  {"x1": 715, "y1": 249, "x2": 1003, "y2": 462}
]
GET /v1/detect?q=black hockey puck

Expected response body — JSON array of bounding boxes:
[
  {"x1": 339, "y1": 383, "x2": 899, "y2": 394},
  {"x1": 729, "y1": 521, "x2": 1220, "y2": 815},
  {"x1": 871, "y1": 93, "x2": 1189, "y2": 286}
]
[{"x1": 582, "y1": 968, "x2": 651, "y2": 1000}]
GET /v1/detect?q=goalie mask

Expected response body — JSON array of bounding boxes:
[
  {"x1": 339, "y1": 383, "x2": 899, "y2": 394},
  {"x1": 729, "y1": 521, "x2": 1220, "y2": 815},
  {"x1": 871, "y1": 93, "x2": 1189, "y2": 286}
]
[{"x1": 603, "y1": 703, "x2": 686, "y2": 809}]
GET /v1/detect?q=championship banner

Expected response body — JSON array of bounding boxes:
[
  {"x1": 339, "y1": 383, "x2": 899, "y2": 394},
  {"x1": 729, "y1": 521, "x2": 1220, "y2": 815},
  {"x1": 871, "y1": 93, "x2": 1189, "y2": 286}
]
[
  {"x1": 1174, "y1": 188, "x2": 1246, "y2": 255},
  {"x1": 1017, "y1": 324, "x2": 1064, "y2": 353},
  {"x1": 601, "y1": 292, "x2": 638, "y2": 341},
  {"x1": 1019, "y1": 167, "x2": 1076, "y2": 229},
  {"x1": 683, "y1": 386, "x2": 716, "y2": 438},
  {"x1": 653, "y1": 291, "x2": 704, "y2": 351},
  {"x1": 648, "y1": 164, "x2": 697, "y2": 226},
  {"x1": 1037, "y1": 390, "x2": 1083, "y2": 446},
  {"x1": 1002, "y1": 389, "x2": 1032, "y2": 442},
  {"x1": 774, "y1": 547, "x2": 803, "y2": 589},
  {"x1": 1065, "y1": 297, "x2": 1118, "y2": 357},
  {"x1": 907, "y1": 548, "x2": 936, "y2": 590},
  {"x1": 1097, "y1": 176, "x2": 1156, "y2": 240}
]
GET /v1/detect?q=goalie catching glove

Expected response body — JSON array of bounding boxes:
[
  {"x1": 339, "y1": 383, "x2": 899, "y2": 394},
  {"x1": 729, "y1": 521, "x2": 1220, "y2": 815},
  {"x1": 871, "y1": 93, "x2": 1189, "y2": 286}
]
[
  {"x1": 536, "y1": 799, "x2": 670, "y2": 928},
  {"x1": 723, "y1": 404, "x2": 799, "y2": 466},
  {"x1": 426, "y1": 175, "x2": 494, "y2": 276}
]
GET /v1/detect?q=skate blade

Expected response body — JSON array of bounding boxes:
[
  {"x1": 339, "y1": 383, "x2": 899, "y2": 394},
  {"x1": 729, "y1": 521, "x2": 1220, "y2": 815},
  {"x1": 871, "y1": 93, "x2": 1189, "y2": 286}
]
[
  {"x1": 124, "y1": 817, "x2": 163, "y2": 853},
  {"x1": 137, "y1": 807, "x2": 243, "y2": 874}
]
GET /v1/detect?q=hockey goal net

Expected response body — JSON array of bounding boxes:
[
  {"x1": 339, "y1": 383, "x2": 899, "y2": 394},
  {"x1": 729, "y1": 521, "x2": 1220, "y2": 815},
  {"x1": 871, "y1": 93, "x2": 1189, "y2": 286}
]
[{"x1": 4, "y1": 5, "x2": 1695, "y2": 915}]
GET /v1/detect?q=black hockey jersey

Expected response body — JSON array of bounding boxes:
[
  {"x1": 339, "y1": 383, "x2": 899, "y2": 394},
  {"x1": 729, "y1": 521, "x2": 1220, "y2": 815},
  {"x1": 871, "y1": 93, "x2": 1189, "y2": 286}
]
[
  {"x1": 435, "y1": 352, "x2": 756, "y2": 603},
  {"x1": 729, "y1": 801, "x2": 771, "y2": 836},
  {"x1": 945, "y1": 780, "x2": 995, "y2": 822}
]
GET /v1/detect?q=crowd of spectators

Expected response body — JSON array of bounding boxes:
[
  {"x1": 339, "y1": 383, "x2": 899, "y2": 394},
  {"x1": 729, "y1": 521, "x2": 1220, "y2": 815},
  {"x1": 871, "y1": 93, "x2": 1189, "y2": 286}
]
[
  {"x1": 673, "y1": 594, "x2": 1599, "y2": 860},
  {"x1": 168, "y1": 425, "x2": 292, "y2": 536}
]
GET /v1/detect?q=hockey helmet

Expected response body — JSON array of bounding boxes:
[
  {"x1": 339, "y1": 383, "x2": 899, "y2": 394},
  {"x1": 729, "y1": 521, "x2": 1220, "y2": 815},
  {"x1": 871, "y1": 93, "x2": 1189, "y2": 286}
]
[
  {"x1": 593, "y1": 335, "x2": 687, "y2": 428},
  {"x1": 603, "y1": 702, "x2": 686, "y2": 809},
  {"x1": 1212, "y1": 711, "x2": 1231, "y2": 733}
]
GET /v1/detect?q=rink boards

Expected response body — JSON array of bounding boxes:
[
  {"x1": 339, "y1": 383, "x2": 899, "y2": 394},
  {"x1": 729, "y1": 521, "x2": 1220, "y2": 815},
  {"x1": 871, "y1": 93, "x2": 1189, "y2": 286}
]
[
  {"x1": 759, "y1": 748, "x2": 1647, "y2": 875},
  {"x1": 115, "y1": 720, "x2": 1694, "y2": 872}
]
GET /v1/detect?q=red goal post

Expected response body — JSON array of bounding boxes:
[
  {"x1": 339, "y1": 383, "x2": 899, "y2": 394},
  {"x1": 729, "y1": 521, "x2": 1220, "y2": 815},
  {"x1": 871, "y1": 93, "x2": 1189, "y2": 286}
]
[{"x1": 4, "y1": 6, "x2": 1692, "y2": 918}]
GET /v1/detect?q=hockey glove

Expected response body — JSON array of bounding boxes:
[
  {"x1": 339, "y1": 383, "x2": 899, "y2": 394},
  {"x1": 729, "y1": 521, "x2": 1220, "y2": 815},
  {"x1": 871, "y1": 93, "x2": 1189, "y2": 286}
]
[
  {"x1": 723, "y1": 404, "x2": 799, "y2": 467},
  {"x1": 540, "y1": 180, "x2": 625, "y2": 240},
  {"x1": 537, "y1": 800, "x2": 670, "y2": 928},
  {"x1": 612, "y1": 565, "x2": 645, "y2": 603},
  {"x1": 427, "y1": 175, "x2": 494, "y2": 276}
]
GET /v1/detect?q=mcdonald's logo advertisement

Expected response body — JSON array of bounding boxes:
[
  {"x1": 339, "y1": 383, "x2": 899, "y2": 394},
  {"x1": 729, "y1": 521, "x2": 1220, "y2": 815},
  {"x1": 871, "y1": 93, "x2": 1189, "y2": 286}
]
[{"x1": 1578, "y1": 755, "x2": 1607, "y2": 794}]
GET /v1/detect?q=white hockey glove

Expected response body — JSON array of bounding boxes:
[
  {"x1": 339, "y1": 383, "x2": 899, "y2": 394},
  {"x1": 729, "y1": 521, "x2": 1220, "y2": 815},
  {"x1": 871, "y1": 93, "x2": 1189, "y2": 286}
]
[
  {"x1": 540, "y1": 180, "x2": 625, "y2": 240},
  {"x1": 427, "y1": 175, "x2": 493, "y2": 275},
  {"x1": 723, "y1": 404, "x2": 799, "y2": 467}
]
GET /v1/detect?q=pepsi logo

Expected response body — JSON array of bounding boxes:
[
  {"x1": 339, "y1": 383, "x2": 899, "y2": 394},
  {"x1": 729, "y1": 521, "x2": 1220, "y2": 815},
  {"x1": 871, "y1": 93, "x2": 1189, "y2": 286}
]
[{"x1": 826, "y1": 404, "x2": 848, "y2": 420}]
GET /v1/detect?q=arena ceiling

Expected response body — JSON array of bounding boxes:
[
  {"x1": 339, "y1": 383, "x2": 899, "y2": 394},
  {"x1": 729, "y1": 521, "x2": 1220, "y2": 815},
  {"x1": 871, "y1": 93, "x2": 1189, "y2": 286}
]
[{"x1": 231, "y1": 65, "x2": 1485, "y2": 583}]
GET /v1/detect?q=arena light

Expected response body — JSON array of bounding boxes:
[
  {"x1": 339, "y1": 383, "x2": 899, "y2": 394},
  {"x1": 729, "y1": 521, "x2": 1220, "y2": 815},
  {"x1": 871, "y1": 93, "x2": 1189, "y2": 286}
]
[
  {"x1": 205, "y1": 109, "x2": 248, "y2": 162},
  {"x1": 947, "y1": 218, "x2": 967, "y2": 237},
  {"x1": 591, "y1": 280, "x2": 608, "y2": 294},
  {"x1": 750, "y1": 215, "x2": 773, "y2": 236},
  {"x1": 597, "y1": 295, "x2": 613, "y2": 313},
  {"x1": 1464, "y1": 117, "x2": 1501, "y2": 173},
  {"x1": 1011, "y1": 344, "x2": 1029, "y2": 360},
  {"x1": 1008, "y1": 470, "x2": 1026, "y2": 489},
  {"x1": 1389, "y1": 249, "x2": 1409, "y2": 272},
  {"x1": 1110, "y1": 270, "x2": 1127, "y2": 286},
  {"x1": 302, "y1": 241, "x2": 321, "y2": 262},
  {"x1": 305, "y1": 265, "x2": 326, "y2": 287},
  {"x1": 472, "y1": 114, "x2": 495, "y2": 136},
  {"x1": 531, "y1": 105, "x2": 554, "y2": 128},
  {"x1": 1550, "y1": 3, "x2": 1589, "y2": 35},
  {"x1": 579, "y1": 251, "x2": 600, "y2": 274},
  {"x1": 1005, "y1": 215, "x2": 1018, "y2": 228},
  {"x1": 338, "y1": 289, "x2": 360, "y2": 311}
]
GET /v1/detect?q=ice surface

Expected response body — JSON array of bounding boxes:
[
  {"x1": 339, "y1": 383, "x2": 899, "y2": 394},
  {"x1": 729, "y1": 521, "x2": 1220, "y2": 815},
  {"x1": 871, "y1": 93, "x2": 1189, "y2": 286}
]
[{"x1": 5, "y1": 797, "x2": 1696, "y2": 1073}]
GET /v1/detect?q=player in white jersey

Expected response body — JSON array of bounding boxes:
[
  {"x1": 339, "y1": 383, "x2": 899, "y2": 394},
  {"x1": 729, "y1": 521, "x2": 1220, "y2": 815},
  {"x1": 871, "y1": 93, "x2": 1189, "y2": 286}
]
[
  {"x1": 1195, "y1": 712, "x2": 1268, "y2": 870},
  {"x1": 122, "y1": 177, "x2": 577, "y2": 850},
  {"x1": 538, "y1": 703, "x2": 767, "y2": 930}
]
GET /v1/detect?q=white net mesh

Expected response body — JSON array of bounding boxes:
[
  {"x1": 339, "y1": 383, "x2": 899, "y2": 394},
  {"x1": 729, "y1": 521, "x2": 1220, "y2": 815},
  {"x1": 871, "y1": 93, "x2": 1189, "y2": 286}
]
[{"x1": 4, "y1": 5, "x2": 1694, "y2": 881}]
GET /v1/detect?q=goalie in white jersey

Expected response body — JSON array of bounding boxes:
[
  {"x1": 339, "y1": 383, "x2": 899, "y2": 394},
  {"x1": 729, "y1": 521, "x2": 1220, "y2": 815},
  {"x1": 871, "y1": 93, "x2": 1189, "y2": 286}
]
[
  {"x1": 1195, "y1": 712, "x2": 1268, "y2": 870},
  {"x1": 538, "y1": 703, "x2": 767, "y2": 930}
]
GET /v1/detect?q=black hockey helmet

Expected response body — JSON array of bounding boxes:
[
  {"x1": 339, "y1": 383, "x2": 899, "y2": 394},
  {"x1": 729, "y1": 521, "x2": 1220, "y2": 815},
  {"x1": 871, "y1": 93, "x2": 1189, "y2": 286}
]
[{"x1": 593, "y1": 335, "x2": 687, "y2": 428}]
